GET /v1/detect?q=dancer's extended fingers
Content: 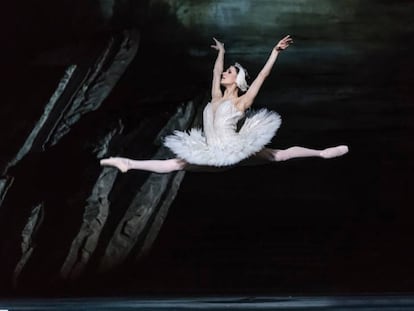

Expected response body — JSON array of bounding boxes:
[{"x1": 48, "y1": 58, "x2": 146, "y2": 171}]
[
  {"x1": 213, "y1": 37, "x2": 223, "y2": 45},
  {"x1": 211, "y1": 37, "x2": 224, "y2": 50},
  {"x1": 275, "y1": 35, "x2": 293, "y2": 51}
]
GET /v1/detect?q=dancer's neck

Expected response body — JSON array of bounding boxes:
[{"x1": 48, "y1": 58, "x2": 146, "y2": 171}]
[{"x1": 222, "y1": 85, "x2": 239, "y2": 100}]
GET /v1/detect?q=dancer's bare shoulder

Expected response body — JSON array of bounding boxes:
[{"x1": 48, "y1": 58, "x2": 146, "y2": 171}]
[{"x1": 233, "y1": 95, "x2": 249, "y2": 112}]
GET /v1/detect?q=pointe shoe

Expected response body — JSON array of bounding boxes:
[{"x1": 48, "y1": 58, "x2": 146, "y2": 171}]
[
  {"x1": 320, "y1": 145, "x2": 349, "y2": 159},
  {"x1": 100, "y1": 157, "x2": 130, "y2": 173}
]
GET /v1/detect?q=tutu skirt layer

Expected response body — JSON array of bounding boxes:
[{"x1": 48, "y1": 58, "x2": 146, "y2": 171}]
[{"x1": 164, "y1": 108, "x2": 281, "y2": 166}]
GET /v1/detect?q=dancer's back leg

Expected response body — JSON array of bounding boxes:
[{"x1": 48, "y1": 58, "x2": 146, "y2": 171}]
[{"x1": 256, "y1": 145, "x2": 348, "y2": 162}]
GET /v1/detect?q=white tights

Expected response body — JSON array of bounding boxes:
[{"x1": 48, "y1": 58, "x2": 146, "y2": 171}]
[
  {"x1": 100, "y1": 158, "x2": 187, "y2": 173},
  {"x1": 100, "y1": 145, "x2": 348, "y2": 174},
  {"x1": 273, "y1": 145, "x2": 349, "y2": 161}
]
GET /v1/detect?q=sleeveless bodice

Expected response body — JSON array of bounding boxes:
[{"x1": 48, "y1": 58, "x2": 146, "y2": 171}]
[
  {"x1": 163, "y1": 99, "x2": 282, "y2": 166},
  {"x1": 203, "y1": 100, "x2": 244, "y2": 145}
]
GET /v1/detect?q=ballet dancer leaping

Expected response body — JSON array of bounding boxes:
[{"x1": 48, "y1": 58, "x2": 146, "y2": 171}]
[{"x1": 100, "y1": 35, "x2": 348, "y2": 173}]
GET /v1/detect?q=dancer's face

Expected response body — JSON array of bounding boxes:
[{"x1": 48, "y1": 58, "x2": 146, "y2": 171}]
[{"x1": 221, "y1": 66, "x2": 238, "y2": 87}]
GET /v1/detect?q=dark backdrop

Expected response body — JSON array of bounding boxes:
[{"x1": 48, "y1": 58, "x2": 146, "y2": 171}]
[{"x1": 1, "y1": 0, "x2": 414, "y2": 296}]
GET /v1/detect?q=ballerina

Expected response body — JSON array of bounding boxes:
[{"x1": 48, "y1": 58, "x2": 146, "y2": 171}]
[{"x1": 100, "y1": 35, "x2": 348, "y2": 173}]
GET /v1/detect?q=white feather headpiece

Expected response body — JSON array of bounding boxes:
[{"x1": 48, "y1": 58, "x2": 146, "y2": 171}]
[{"x1": 234, "y1": 62, "x2": 249, "y2": 92}]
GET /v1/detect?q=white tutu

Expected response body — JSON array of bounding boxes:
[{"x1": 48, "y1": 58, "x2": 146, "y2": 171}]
[{"x1": 164, "y1": 100, "x2": 281, "y2": 166}]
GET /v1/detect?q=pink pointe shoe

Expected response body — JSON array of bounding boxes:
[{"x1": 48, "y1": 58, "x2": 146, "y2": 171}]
[
  {"x1": 320, "y1": 145, "x2": 349, "y2": 159},
  {"x1": 100, "y1": 157, "x2": 130, "y2": 173}
]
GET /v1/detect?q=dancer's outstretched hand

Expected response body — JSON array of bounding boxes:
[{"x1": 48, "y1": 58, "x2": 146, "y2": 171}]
[
  {"x1": 275, "y1": 35, "x2": 293, "y2": 52},
  {"x1": 211, "y1": 37, "x2": 225, "y2": 53}
]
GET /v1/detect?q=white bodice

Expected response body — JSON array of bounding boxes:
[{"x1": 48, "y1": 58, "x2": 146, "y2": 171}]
[
  {"x1": 164, "y1": 99, "x2": 281, "y2": 166},
  {"x1": 202, "y1": 100, "x2": 244, "y2": 146}
]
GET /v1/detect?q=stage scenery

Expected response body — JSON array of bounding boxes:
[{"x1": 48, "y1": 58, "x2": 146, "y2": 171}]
[{"x1": 1, "y1": 0, "x2": 413, "y2": 310}]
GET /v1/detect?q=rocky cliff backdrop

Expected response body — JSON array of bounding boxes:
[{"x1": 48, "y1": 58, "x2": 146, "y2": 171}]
[{"x1": 1, "y1": 0, "x2": 414, "y2": 296}]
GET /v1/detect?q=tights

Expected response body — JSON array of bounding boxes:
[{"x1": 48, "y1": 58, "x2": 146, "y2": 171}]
[{"x1": 100, "y1": 145, "x2": 348, "y2": 173}]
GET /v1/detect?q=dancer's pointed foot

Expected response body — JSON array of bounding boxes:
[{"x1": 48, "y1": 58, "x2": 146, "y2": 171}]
[
  {"x1": 320, "y1": 145, "x2": 349, "y2": 159},
  {"x1": 100, "y1": 157, "x2": 130, "y2": 173}
]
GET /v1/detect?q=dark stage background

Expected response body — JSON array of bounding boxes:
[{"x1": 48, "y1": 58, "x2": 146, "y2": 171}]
[{"x1": 0, "y1": 0, "x2": 413, "y2": 297}]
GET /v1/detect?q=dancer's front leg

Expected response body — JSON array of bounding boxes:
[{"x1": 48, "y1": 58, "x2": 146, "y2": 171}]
[
  {"x1": 260, "y1": 145, "x2": 349, "y2": 162},
  {"x1": 100, "y1": 157, "x2": 187, "y2": 173}
]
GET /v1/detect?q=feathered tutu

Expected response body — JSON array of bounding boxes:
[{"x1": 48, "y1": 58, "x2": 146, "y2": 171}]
[{"x1": 164, "y1": 100, "x2": 281, "y2": 166}]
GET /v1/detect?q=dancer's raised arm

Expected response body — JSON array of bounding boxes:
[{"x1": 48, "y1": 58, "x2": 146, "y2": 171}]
[
  {"x1": 100, "y1": 35, "x2": 349, "y2": 175},
  {"x1": 210, "y1": 37, "x2": 225, "y2": 101},
  {"x1": 239, "y1": 35, "x2": 293, "y2": 110}
]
